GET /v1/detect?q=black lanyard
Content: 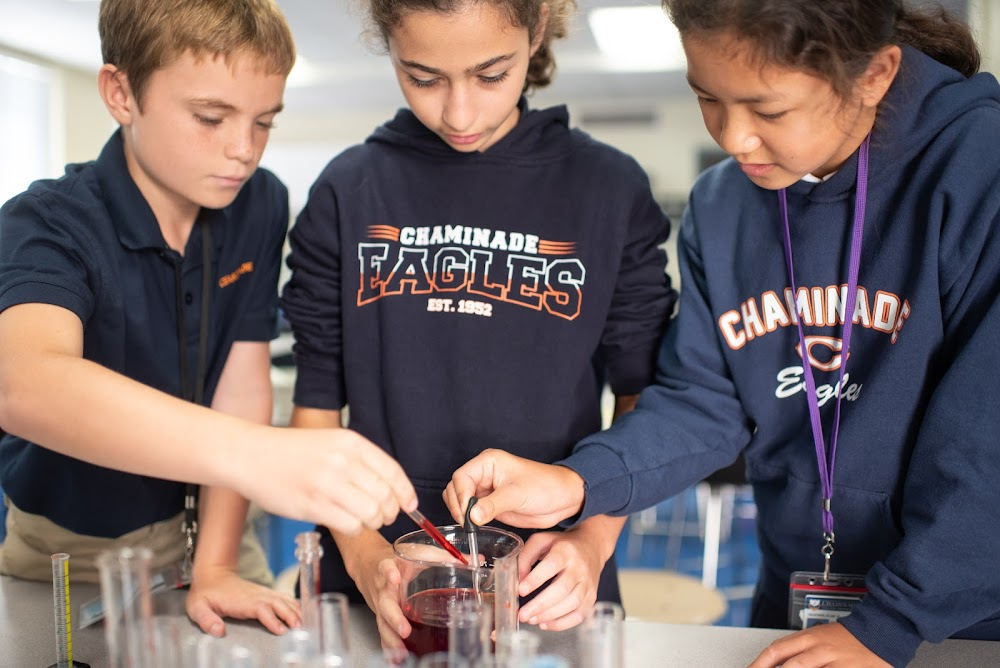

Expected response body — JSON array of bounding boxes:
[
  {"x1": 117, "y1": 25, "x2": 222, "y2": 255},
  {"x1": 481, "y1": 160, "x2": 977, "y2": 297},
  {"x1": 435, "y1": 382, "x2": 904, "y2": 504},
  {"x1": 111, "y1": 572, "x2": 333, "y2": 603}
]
[{"x1": 172, "y1": 220, "x2": 212, "y2": 577}]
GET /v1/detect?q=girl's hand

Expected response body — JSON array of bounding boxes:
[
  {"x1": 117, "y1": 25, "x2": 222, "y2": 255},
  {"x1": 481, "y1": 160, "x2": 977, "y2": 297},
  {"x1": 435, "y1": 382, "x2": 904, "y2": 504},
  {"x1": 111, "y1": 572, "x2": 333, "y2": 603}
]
[
  {"x1": 350, "y1": 542, "x2": 412, "y2": 653},
  {"x1": 748, "y1": 622, "x2": 892, "y2": 668},
  {"x1": 444, "y1": 449, "x2": 586, "y2": 529},
  {"x1": 515, "y1": 515, "x2": 625, "y2": 632}
]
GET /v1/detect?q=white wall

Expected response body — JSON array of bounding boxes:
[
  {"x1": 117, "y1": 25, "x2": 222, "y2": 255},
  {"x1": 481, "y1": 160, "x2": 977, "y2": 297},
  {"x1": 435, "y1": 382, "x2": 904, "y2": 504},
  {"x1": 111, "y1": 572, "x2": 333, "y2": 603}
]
[
  {"x1": 0, "y1": 47, "x2": 111, "y2": 175},
  {"x1": 571, "y1": 98, "x2": 713, "y2": 202},
  {"x1": 60, "y1": 65, "x2": 114, "y2": 164},
  {"x1": 9, "y1": 0, "x2": 995, "y2": 212},
  {"x1": 264, "y1": 96, "x2": 713, "y2": 205},
  {"x1": 970, "y1": 0, "x2": 1000, "y2": 76}
]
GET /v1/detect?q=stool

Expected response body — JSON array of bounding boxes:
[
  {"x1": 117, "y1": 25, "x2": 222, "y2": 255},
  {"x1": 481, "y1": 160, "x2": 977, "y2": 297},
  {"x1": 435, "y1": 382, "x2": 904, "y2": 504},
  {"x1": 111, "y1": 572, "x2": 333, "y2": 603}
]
[{"x1": 617, "y1": 568, "x2": 727, "y2": 625}]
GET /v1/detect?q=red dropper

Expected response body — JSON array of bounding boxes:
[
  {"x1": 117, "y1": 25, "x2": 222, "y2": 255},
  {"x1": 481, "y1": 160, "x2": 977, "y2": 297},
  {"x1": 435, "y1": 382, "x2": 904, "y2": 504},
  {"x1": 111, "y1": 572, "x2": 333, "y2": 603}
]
[{"x1": 405, "y1": 508, "x2": 468, "y2": 565}]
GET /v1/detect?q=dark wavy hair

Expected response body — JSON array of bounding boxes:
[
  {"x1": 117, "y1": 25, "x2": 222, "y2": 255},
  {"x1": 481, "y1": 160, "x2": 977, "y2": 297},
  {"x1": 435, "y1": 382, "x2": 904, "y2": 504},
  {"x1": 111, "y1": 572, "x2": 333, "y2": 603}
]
[
  {"x1": 663, "y1": 0, "x2": 980, "y2": 99},
  {"x1": 363, "y1": 0, "x2": 575, "y2": 93}
]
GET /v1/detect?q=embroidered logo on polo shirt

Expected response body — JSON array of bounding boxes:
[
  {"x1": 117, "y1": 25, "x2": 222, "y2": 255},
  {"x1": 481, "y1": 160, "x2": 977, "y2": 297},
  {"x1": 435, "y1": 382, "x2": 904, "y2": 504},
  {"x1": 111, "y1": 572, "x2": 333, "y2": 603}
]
[{"x1": 219, "y1": 261, "x2": 254, "y2": 288}]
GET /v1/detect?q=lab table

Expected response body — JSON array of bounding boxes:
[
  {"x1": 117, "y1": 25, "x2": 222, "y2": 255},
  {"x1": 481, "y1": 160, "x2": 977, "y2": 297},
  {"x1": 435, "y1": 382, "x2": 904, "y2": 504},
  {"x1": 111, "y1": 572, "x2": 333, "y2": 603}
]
[{"x1": 2, "y1": 574, "x2": 997, "y2": 667}]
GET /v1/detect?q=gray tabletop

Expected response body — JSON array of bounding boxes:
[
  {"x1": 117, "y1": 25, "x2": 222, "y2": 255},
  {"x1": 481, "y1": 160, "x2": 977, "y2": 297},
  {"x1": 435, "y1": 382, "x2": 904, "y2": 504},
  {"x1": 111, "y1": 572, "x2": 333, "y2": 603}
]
[{"x1": 3, "y1": 574, "x2": 997, "y2": 667}]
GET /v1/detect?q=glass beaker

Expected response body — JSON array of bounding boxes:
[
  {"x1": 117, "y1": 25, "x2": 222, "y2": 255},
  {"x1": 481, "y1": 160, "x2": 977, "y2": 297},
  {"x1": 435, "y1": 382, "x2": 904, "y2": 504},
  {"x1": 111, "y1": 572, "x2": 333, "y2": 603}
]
[
  {"x1": 394, "y1": 525, "x2": 522, "y2": 658},
  {"x1": 97, "y1": 546, "x2": 155, "y2": 668}
]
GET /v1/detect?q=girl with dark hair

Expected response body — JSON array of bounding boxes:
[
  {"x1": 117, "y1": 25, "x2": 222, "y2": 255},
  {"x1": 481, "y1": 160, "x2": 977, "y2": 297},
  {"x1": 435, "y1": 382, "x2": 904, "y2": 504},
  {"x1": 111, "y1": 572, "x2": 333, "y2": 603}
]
[
  {"x1": 279, "y1": 0, "x2": 676, "y2": 652},
  {"x1": 446, "y1": 1, "x2": 1000, "y2": 665}
]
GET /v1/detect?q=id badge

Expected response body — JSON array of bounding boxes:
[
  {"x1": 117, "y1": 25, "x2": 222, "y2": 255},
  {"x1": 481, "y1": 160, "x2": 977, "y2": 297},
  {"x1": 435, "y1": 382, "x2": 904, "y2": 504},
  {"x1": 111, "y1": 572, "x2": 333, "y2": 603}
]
[{"x1": 788, "y1": 571, "x2": 867, "y2": 630}]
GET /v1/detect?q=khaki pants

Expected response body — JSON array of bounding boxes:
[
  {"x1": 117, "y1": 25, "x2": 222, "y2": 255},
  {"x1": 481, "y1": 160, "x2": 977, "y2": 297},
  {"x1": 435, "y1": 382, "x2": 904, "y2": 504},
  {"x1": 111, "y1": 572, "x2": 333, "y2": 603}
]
[{"x1": 0, "y1": 498, "x2": 273, "y2": 586}]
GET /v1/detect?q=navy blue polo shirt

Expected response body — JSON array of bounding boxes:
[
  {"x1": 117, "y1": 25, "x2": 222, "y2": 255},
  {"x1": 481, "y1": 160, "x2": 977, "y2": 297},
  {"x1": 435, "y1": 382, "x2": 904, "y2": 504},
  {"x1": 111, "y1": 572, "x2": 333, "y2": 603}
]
[{"x1": 0, "y1": 131, "x2": 288, "y2": 538}]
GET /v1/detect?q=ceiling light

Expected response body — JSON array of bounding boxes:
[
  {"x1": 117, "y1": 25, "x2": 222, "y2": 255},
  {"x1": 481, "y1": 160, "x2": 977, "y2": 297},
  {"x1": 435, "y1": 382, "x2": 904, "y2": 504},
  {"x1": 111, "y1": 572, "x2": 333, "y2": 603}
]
[{"x1": 588, "y1": 6, "x2": 686, "y2": 72}]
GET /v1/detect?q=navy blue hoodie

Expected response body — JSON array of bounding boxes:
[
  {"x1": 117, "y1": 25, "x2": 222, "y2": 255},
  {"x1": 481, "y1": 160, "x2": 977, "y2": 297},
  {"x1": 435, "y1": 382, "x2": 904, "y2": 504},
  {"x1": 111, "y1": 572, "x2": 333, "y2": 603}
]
[
  {"x1": 563, "y1": 47, "x2": 1000, "y2": 665},
  {"x1": 281, "y1": 99, "x2": 675, "y2": 602}
]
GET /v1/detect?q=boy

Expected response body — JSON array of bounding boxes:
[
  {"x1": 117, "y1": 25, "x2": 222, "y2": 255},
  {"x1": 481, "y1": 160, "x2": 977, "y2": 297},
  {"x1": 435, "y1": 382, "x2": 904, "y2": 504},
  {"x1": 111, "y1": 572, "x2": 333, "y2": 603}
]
[{"x1": 0, "y1": 0, "x2": 415, "y2": 638}]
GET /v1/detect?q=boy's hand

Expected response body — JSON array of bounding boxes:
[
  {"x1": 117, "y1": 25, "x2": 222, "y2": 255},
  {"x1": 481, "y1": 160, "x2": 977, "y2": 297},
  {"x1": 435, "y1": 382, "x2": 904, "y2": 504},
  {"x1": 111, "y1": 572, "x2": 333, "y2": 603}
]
[
  {"x1": 185, "y1": 566, "x2": 300, "y2": 637},
  {"x1": 748, "y1": 622, "x2": 891, "y2": 668},
  {"x1": 236, "y1": 428, "x2": 417, "y2": 535},
  {"x1": 444, "y1": 449, "x2": 586, "y2": 529}
]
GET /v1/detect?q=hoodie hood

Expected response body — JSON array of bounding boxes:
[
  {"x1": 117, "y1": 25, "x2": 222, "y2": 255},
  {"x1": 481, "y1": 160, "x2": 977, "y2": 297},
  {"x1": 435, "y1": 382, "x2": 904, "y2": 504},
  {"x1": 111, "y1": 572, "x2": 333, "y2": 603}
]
[
  {"x1": 789, "y1": 44, "x2": 1000, "y2": 199},
  {"x1": 367, "y1": 96, "x2": 574, "y2": 164}
]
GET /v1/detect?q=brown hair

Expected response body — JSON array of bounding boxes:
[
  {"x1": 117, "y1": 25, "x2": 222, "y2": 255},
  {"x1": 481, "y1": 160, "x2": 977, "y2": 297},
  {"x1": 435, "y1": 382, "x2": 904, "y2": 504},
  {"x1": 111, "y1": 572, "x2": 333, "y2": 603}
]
[
  {"x1": 364, "y1": 0, "x2": 575, "y2": 92},
  {"x1": 99, "y1": 0, "x2": 296, "y2": 108},
  {"x1": 662, "y1": 0, "x2": 980, "y2": 100}
]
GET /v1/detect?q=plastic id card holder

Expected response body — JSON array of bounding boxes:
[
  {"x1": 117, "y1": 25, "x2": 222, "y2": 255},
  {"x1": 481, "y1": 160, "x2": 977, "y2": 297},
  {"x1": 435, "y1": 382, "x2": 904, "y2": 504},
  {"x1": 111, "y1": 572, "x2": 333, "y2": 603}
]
[
  {"x1": 78, "y1": 562, "x2": 190, "y2": 629},
  {"x1": 789, "y1": 571, "x2": 867, "y2": 630}
]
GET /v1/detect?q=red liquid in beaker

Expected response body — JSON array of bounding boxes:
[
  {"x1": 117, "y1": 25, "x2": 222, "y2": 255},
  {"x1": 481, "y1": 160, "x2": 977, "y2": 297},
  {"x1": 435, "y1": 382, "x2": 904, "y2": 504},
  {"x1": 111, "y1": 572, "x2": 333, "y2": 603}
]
[{"x1": 402, "y1": 587, "x2": 495, "y2": 656}]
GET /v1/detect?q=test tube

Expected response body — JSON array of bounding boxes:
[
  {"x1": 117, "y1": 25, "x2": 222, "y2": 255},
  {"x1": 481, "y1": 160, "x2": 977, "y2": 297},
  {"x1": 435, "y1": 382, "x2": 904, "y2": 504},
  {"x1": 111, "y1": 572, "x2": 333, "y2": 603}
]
[
  {"x1": 97, "y1": 546, "x2": 155, "y2": 668},
  {"x1": 577, "y1": 601, "x2": 624, "y2": 668},
  {"x1": 227, "y1": 645, "x2": 259, "y2": 668},
  {"x1": 447, "y1": 598, "x2": 491, "y2": 664},
  {"x1": 279, "y1": 627, "x2": 319, "y2": 668},
  {"x1": 51, "y1": 553, "x2": 73, "y2": 668},
  {"x1": 492, "y1": 550, "x2": 519, "y2": 645},
  {"x1": 416, "y1": 653, "x2": 469, "y2": 667},
  {"x1": 373, "y1": 647, "x2": 416, "y2": 667},
  {"x1": 496, "y1": 629, "x2": 540, "y2": 666},
  {"x1": 295, "y1": 531, "x2": 324, "y2": 636},
  {"x1": 318, "y1": 591, "x2": 350, "y2": 666}
]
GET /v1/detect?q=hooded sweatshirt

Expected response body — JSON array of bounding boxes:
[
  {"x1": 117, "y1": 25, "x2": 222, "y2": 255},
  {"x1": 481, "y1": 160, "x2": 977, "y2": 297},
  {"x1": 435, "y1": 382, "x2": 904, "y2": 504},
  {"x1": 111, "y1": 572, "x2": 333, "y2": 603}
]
[
  {"x1": 280, "y1": 98, "x2": 675, "y2": 601},
  {"x1": 564, "y1": 46, "x2": 1000, "y2": 666}
]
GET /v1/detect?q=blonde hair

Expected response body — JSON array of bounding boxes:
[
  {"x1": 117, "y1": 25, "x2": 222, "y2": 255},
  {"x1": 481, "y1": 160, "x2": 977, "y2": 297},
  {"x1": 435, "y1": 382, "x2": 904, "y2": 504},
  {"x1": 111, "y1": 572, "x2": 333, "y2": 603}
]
[
  {"x1": 99, "y1": 0, "x2": 296, "y2": 108},
  {"x1": 365, "y1": 0, "x2": 576, "y2": 92}
]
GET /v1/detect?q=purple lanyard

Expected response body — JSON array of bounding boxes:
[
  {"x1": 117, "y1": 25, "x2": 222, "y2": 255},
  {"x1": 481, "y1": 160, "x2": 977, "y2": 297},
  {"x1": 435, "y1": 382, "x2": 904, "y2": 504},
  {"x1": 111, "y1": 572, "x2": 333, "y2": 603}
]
[{"x1": 777, "y1": 134, "x2": 870, "y2": 579}]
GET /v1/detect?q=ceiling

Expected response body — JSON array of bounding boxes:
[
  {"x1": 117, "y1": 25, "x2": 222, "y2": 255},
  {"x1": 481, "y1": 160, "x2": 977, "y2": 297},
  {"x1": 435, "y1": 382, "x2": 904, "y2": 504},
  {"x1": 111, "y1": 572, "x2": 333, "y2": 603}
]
[{"x1": 0, "y1": 0, "x2": 693, "y2": 117}]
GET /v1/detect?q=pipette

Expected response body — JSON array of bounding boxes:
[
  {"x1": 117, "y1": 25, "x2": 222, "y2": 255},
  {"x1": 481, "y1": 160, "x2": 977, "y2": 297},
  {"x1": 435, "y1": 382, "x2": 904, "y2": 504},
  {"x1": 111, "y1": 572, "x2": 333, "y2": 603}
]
[
  {"x1": 465, "y1": 497, "x2": 484, "y2": 604},
  {"x1": 464, "y1": 497, "x2": 482, "y2": 571},
  {"x1": 405, "y1": 508, "x2": 468, "y2": 564}
]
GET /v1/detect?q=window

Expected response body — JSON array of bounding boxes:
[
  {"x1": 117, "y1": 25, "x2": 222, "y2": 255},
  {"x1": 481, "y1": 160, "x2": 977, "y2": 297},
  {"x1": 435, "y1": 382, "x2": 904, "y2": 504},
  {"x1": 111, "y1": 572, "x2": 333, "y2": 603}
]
[{"x1": 0, "y1": 52, "x2": 59, "y2": 206}]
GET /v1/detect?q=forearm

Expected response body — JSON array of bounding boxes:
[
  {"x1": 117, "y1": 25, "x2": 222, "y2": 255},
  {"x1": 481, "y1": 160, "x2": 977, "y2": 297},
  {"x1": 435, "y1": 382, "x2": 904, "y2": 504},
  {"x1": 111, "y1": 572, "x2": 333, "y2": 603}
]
[
  {"x1": 195, "y1": 343, "x2": 274, "y2": 572},
  {"x1": 568, "y1": 514, "x2": 627, "y2": 565},
  {"x1": 290, "y1": 406, "x2": 342, "y2": 429},
  {"x1": 555, "y1": 394, "x2": 638, "y2": 525},
  {"x1": 193, "y1": 487, "x2": 250, "y2": 572},
  {"x1": 0, "y1": 349, "x2": 256, "y2": 489},
  {"x1": 332, "y1": 527, "x2": 392, "y2": 585}
]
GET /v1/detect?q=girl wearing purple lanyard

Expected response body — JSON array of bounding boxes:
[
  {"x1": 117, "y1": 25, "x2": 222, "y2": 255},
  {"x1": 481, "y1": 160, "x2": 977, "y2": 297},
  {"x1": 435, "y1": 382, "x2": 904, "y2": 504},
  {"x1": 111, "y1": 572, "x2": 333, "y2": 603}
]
[{"x1": 444, "y1": 1, "x2": 1000, "y2": 666}]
